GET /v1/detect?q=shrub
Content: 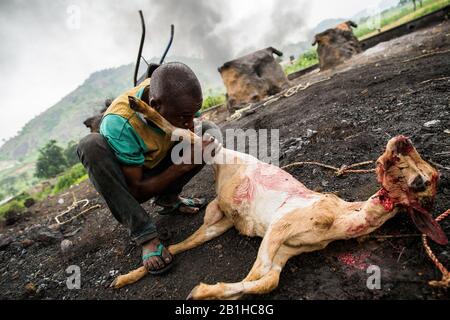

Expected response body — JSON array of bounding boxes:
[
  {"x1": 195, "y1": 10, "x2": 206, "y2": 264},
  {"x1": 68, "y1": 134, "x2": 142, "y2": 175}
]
[
  {"x1": 52, "y1": 163, "x2": 87, "y2": 195},
  {"x1": 284, "y1": 49, "x2": 319, "y2": 75},
  {"x1": 0, "y1": 200, "x2": 24, "y2": 220},
  {"x1": 35, "y1": 140, "x2": 68, "y2": 179},
  {"x1": 201, "y1": 92, "x2": 226, "y2": 111}
]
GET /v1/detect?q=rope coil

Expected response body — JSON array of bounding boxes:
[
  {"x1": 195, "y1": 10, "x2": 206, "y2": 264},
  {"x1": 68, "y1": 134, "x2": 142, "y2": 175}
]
[
  {"x1": 422, "y1": 209, "x2": 450, "y2": 288},
  {"x1": 54, "y1": 192, "x2": 101, "y2": 225}
]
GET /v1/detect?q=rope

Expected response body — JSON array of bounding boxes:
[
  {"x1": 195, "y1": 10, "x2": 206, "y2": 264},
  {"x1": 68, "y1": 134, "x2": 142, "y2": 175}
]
[
  {"x1": 282, "y1": 160, "x2": 376, "y2": 176},
  {"x1": 228, "y1": 77, "x2": 331, "y2": 121},
  {"x1": 422, "y1": 209, "x2": 450, "y2": 288},
  {"x1": 54, "y1": 192, "x2": 101, "y2": 225}
]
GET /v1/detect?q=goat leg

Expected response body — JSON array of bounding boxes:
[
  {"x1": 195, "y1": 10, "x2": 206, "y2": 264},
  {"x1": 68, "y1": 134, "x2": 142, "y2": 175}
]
[
  {"x1": 110, "y1": 266, "x2": 148, "y2": 289},
  {"x1": 188, "y1": 252, "x2": 290, "y2": 300},
  {"x1": 169, "y1": 199, "x2": 233, "y2": 255}
]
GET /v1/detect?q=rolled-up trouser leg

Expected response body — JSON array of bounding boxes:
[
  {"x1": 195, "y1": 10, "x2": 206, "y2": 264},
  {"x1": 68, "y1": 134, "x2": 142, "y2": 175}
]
[{"x1": 77, "y1": 133, "x2": 157, "y2": 245}]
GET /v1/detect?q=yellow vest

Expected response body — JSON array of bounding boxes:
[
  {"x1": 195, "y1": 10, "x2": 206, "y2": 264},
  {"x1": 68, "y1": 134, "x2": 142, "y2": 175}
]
[{"x1": 103, "y1": 79, "x2": 175, "y2": 169}]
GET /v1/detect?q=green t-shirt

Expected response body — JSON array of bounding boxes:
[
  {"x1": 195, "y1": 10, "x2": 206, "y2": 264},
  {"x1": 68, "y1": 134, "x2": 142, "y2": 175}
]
[
  {"x1": 100, "y1": 114, "x2": 149, "y2": 166},
  {"x1": 100, "y1": 86, "x2": 149, "y2": 166}
]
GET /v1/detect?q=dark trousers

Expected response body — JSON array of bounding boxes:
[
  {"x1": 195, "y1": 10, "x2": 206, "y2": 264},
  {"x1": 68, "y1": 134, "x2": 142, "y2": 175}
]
[{"x1": 77, "y1": 120, "x2": 221, "y2": 245}]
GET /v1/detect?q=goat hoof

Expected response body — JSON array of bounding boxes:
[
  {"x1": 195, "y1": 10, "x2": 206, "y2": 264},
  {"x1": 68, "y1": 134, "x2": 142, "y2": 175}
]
[
  {"x1": 186, "y1": 286, "x2": 200, "y2": 300},
  {"x1": 186, "y1": 284, "x2": 205, "y2": 300}
]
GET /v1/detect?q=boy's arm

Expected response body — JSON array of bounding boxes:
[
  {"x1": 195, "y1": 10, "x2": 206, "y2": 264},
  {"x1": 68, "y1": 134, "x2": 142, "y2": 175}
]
[{"x1": 121, "y1": 164, "x2": 196, "y2": 203}]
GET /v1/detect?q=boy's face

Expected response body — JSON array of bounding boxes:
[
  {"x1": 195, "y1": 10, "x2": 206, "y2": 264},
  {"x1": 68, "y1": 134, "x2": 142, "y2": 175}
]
[{"x1": 151, "y1": 94, "x2": 202, "y2": 131}]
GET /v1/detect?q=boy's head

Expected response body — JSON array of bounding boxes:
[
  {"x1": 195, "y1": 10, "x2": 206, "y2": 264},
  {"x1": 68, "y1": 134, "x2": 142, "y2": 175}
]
[{"x1": 149, "y1": 62, "x2": 203, "y2": 130}]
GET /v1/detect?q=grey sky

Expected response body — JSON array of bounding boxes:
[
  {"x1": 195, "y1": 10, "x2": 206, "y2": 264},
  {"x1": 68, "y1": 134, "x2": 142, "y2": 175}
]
[{"x1": 0, "y1": 0, "x2": 398, "y2": 144}]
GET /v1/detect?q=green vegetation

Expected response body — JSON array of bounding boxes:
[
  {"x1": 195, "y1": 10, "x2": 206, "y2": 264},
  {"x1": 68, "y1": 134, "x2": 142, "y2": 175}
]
[
  {"x1": 0, "y1": 199, "x2": 23, "y2": 217},
  {"x1": 284, "y1": 49, "x2": 319, "y2": 75},
  {"x1": 64, "y1": 141, "x2": 80, "y2": 168},
  {"x1": 0, "y1": 163, "x2": 88, "y2": 220},
  {"x1": 0, "y1": 64, "x2": 134, "y2": 202},
  {"x1": 52, "y1": 163, "x2": 87, "y2": 195},
  {"x1": 35, "y1": 140, "x2": 69, "y2": 179},
  {"x1": 0, "y1": 192, "x2": 31, "y2": 218},
  {"x1": 201, "y1": 90, "x2": 226, "y2": 111},
  {"x1": 0, "y1": 138, "x2": 85, "y2": 206},
  {"x1": 354, "y1": 0, "x2": 450, "y2": 39},
  {"x1": 35, "y1": 139, "x2": 82, "y2": 179},
  {"x1": 0, "y1": 164, "x2": 36, "y2": 202},
  {"x1": 0, "y1": 65, "x2": 134, "y2": 163}
]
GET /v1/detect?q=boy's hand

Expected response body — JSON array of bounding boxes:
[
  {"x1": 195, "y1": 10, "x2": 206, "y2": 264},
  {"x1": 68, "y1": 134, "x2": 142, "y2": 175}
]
[{"x1": 178, "y1": 133, "x2": 221, "y2": 169}]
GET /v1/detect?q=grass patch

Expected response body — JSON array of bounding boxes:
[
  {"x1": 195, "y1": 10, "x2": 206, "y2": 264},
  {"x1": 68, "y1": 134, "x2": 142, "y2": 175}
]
[
  {"x1": 0, "y1": 164, "x2": 88, "y2": 219},
  {"x1": 34, "y1": 185, "x2": 53, "y2": 202},
  {"x1": 355, "y1": 0, "x2": 450, "y2": 39},
  {"x1": 0, "y1": 199, "x2": 24, "y2": 219},
  {"x1": 201, "y1": 91, "x2": 226, "y2": 112},
  {"x1": 52, "y1": 163, "x2": 87, "y2": 195},
  {"x1": 0, "y1": 192, "x2": 32, "y2": 219},
  {"x1": 284, "y1": 49, "x2": 319, "y2": 75}
]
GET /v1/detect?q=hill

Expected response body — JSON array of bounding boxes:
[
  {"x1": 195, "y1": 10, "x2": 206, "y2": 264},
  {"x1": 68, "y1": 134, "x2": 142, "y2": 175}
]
[{"x1": 0, "y1": 64, "x2": 134, "y2": 162}]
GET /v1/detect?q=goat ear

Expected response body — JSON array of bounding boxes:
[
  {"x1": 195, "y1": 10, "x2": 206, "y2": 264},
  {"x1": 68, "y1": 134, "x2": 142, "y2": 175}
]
[
  {"x1": 349, "y1": 21, "x2": 358, "y2": 28},
  {"x1": 409, "y1": 207, "x2": 448, "y2": 245},
  {"x1": 128, "y1": 96, "x2": 140, "y2": 112},
  {"x1": 312, "y1": 39, "x2": 318, "y2": 46},
  {"x1": 128, "y1": 96, "x2": 150, "y2": 114}
]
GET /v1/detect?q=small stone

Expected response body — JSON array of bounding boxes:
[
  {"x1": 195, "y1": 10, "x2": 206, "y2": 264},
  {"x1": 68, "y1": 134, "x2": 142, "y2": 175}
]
[
  {"x1": 20, "y1": 239, "x2": 34, "y2": 248},
  {"x1": 321, "y1": 180, "x2": 329, "y2": 187},
  {"x1": 30, "y1": 227, "x2": 63, "y2": 246},
  {"x1": 306, "y1": 129, "x2": 317, "y2": 138},
  {"x1": 0, "y1": 235, "x2": 13, "y2": 251},
  {"x1": 109, "y1": 270, "x2": 118, "y2": 277},
  {"x1": 49, "y1": 224, "x2": 61, "y2": 231},
  {"x1": 58, "y1": 198, "x2": 65, "y2": 205},
  {"x1": 24, "y1": 283, "x2": 37, "y2": 295},
  {"x1": 424, "y1": 120, "x2": 441, "y2": 128},
  {"x1": 215, "y1": 244, "x2": 223, "y2": 250},
  {"x1": 60, "y1": 239, "x2": 73, "y2": 253},
  {"x1": 37, "y1": 283, "x2": 47, "y2": 294},
  {"x1": 24, "y1": 198, "x2": 35, "y2": 208}
]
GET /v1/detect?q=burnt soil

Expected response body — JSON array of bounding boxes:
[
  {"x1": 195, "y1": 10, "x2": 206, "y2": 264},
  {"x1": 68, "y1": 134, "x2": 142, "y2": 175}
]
[{"x1": 1, "y1": 22, "x2": 449, "y2": 300}]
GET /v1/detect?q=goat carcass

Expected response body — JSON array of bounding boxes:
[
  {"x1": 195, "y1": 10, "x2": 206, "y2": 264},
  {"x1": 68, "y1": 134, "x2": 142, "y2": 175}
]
[{"x1": 112, "y1": 97, "x2": 447, "y2": 299}]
